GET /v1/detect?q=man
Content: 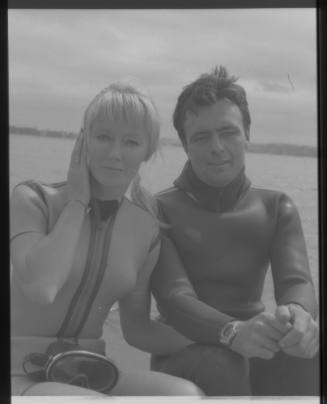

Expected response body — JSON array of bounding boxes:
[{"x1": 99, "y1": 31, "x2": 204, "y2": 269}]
[{"x1": 150, "y1": 66, "x2": 319, "y2": 396}]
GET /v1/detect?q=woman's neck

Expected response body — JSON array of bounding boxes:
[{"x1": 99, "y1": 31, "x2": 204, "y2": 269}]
[{"x1": 90, "y1": 177, "x2": 127, "y2": 201}]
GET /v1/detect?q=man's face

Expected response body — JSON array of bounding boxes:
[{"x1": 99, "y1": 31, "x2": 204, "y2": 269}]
[{"x1": 183, "y1": 99, "x2": 248, "y2": 187}]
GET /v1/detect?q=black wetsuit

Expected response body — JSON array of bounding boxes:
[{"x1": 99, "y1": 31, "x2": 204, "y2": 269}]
[{"x1": 151, "y1": 161, "x2": 319, "y2": 396}]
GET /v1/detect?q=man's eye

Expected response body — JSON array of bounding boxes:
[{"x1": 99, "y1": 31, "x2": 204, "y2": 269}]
[
  {"x1": 220, "y1": 130, "x2": 238, "y2": 137},
  {"x1": 193, "y1": 134, "x2": 209, "y2": 142}
]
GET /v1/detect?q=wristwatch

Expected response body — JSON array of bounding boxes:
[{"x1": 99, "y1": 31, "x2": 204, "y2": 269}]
[{"x1": 219, "y1": 321, "x2": 241, "y2": 347}]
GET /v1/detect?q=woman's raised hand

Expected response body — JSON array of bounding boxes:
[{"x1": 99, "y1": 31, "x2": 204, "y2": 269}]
[{"x1": 67, "y1": 131, "x2": 90, "y2": 208}]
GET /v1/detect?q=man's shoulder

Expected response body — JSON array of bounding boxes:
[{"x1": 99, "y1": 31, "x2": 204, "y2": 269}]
[
  {"x1": 249, "y1": 186, "x2": 297, "y2": 215},
  {"x1": 250, "y1": 185, "x2": 287, "y2": 201}
]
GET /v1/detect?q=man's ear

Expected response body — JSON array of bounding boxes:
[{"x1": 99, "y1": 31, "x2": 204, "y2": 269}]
[
  {"x1": 244, "y1": 130, "x2": 250, "y2": 150},
  {"x1": 181, "y1": 138, "x2": 188, "y2": 153}
]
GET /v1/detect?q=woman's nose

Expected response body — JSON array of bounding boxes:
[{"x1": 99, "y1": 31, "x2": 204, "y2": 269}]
[{"x1": 108, "y1": 140, "x2": 122, "y2": 160}]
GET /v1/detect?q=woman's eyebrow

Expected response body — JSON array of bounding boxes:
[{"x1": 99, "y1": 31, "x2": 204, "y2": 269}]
[
  {"x1": 124, "y1": 131, "x2": 144, "y2": 138},
  {"x1": 94, "y1": 125, "x2": 111, "y2": 131}
]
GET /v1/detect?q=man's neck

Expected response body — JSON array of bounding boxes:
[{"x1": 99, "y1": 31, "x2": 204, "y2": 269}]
[{"x1": 174, "y1": 161, "x2": 250, "y2": 212}]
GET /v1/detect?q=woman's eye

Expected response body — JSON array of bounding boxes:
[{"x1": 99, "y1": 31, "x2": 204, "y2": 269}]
[
  {"x1": 125, "y1": 139, "x2": 140, "y2": 146},
  {"x1": 97, "y1": 134, "x2": 111, "y2": 141}
]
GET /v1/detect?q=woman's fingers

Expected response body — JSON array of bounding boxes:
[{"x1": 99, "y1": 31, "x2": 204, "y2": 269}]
[
  {"x1": 67, "y1": 130, "x2": 90, "y2": 205},
  {"x1": 70, "y1": 132, "x2": 83, "y2": 166},
  {"x1": 80, "y1": 133, "x2": 88, "y2": 168}
]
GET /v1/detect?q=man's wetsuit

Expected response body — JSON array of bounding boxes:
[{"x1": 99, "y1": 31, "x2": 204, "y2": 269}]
[{"x1": 151, "y1": 161, "x2": 319, "y2": 396}]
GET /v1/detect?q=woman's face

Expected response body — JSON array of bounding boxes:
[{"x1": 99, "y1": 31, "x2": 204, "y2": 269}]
[{"x1": 86, "y1": 116, "x2": 149, "y2": 192}]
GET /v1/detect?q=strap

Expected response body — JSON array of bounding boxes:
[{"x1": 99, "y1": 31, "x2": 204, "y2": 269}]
[{"x1": 22, "y1": 353, "x2": 49, "y2": 381}]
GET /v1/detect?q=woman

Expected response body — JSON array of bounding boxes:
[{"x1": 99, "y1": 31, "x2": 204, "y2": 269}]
[{"x1": 10, "y1": 82, "x2": 200, "y2": 396}]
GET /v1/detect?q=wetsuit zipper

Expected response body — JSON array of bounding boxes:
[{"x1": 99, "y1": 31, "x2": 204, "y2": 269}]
[
  {"x1": 73, "y1": 214, "x2": 117, "y2": 337},
  {"x1": 57, "y1": 215, "x2": 99, "y2": 337}
]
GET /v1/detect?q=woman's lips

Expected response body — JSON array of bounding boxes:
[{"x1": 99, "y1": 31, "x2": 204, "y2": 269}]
[{"x1": 103, "y1": 166, "x2": 123, "y2": 171}]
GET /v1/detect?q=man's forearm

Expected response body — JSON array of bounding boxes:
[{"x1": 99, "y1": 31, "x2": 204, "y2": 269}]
[
  {"x1": 124, "y1": 318, "x2": 193, "y2": 355},
  {"x1": 155, "y1": 293, "x2": 235, "y2": 344}
]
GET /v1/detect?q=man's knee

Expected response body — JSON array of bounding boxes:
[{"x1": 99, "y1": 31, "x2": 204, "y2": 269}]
[
  {"x1": 192, "y1": 345, "x2": 250, "y2": 395},
  {"x1": 152, "y1": 344, "x2": 250, "y2": 396},
  {"x1": 250, "y1": 351, "x2": 320, "y2": 396}
]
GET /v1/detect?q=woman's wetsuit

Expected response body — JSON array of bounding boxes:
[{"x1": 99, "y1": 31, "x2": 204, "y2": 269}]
[{"x1": 11, "y1": 180, "x2": 159, "y2": 394}]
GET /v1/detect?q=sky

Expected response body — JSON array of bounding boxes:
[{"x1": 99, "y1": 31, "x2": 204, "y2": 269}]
[{"x1": 8, "y1": 8, "x2": 317, "y2": 145}]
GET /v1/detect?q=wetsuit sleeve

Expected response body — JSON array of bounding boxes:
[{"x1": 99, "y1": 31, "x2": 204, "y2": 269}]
[
  {"x1": 151, "y1": 233, "x2": 234, "y2": 344},
  {"x1": 10, "y1": 182, "x2": 48, "y2": 242},
  {"x1": 270, "y1": 193, "x2": 318, "y2": 318}
]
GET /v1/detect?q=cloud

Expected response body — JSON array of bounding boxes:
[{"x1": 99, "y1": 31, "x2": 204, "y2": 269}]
[
  {"x1": 257, "y1": 80, "x2": 293, "y2": 94},
  {"x1": 8, "y1": 8, "x2": 317, "y2": 145}
]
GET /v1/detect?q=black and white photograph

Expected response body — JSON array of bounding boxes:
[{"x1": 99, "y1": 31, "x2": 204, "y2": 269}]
[{"x1": 8, "y1": 6, "x2": 321, "y2": 402}]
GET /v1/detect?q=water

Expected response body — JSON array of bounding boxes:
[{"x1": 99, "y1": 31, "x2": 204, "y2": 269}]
[{"x1": 10, "y1": 134, "x2": 319, "y2": 305}]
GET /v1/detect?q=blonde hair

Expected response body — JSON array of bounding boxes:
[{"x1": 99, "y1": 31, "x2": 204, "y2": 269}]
[{"x1": 82, "y1": 81, "x2": 161, "y2": 222}]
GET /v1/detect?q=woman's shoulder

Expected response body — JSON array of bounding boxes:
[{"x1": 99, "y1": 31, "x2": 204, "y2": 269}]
[
  {"x1": 13, "y1": 179, "x2": 67, "y2": 194},
  {"x1": 11, "y1": 180, "x2": 68, "y2": 211},
  {"x1": 122, "y1": 196, "x2": 158, "y2": 224}
]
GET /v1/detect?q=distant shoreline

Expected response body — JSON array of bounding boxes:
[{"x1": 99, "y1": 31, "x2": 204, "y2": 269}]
[
  {"x1": 160, "y1": 138, "x2": 317, "y2": 158},
  {"x1": 10, "y1": 127, "x2": 317, "y2": 158}
]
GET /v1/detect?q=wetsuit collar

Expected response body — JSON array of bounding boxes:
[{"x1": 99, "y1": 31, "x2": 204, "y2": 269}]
[
  {"x1": 90, "y1": 180, "x2": 134, "y2": 223},
  {"x1": 174, "y1": 160, "x2": 251, "y2": 212},
  {"x1": 92, "y1": 199, "x2": 120, "y2": 222}
]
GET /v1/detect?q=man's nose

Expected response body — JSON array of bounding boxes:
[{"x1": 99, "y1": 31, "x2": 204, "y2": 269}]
[{"x1": 210, "y1": 134, "x2": 224, "y2": 153}]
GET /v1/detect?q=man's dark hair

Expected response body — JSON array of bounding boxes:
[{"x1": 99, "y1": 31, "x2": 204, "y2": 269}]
[{"x1": 173, "y1": 66, "x2": 251, "y2": 146}]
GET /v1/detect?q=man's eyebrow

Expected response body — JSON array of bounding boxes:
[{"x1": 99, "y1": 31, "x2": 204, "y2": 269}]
[
  {"x1": 190, "y1": 129, "x2": 211, "y2": 136},
  {"x1": 218, "y1": 124, "x2": 239, "y2": 131},
  {"x1": 191, "y1": 125, "x2": 238, "y2": 136}
]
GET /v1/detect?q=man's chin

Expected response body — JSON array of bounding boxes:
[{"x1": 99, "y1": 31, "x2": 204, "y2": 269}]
[{"x1": 202, "y1": 172, "x2": 233, "y2": 188}]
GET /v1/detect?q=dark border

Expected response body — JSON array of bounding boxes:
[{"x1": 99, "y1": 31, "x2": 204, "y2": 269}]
[
  {"x1": 7, "y1": 0, "x2": 318, "y2": 9},
  {"x1": 4, "y1": 1, "x2": 325, "y2": 403},
  {"x1": 1, "y1": 1, "x2": 10, "y2": 404},
  {"x1": 317, "y1": 0, "x2": 327, "y2": 402}
]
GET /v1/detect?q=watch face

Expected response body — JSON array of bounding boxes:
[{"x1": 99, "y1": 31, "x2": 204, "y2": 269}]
[
  {"x1": 222, "y1": 323, "x2": 234, "y2": 338},
  {"x1": 220, "y1": 322, "x2": 237, "y2": 345}
]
